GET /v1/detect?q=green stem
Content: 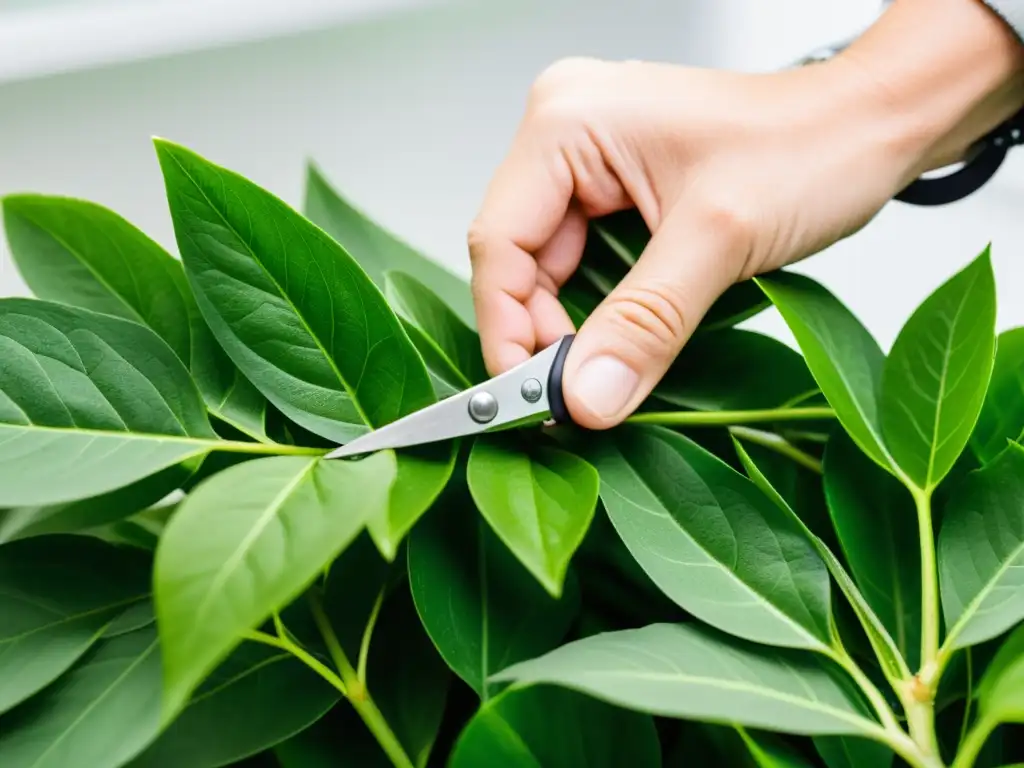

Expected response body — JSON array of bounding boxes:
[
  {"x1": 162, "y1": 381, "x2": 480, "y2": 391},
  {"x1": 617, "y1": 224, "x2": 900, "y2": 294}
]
[
  {"x1": 915, "y1": 488, "x2": 940, "y2": 678},
  {"x1": 216, "y1": 441, "x2": 327, "y2": 457},
  {"x1": 626, "y1": 406, "x2": 834, "y2": 427},
  {"x1": 729, "y1": 426, "x2": 823, "y2": 474},
  {"x1": 242, "y1": 629, "x2": 347, "y2": 696},
  {"x1": 951, "y1": 714, "x2": 998, "y2": 768},
  {"x1": 958, "y1": 649, "x2": 974, "y2": 751},
  {"x1": 907, "y1": 699, "x2": 943, "y2": 764},
  {"x1": 307, "y1": 590, "x2": 414, "y2": 768},
  {"x1": 358, "y1": 587, "x2": 386, "y2": 685}
]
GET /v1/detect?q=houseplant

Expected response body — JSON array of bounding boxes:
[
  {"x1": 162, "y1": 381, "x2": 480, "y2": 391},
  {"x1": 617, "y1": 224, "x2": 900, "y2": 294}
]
[{"x1": 0, "y1": 137, "x2": 1021, "y2": 768}]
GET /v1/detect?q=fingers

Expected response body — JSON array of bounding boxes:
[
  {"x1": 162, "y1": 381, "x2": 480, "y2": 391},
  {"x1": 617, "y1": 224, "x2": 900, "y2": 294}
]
[
  {"x1": 469, "y1": 126, "x2": 580, "y2": 375},
  {"x1": 562, "y1": 205, "x2": 747, "y2": 429}
]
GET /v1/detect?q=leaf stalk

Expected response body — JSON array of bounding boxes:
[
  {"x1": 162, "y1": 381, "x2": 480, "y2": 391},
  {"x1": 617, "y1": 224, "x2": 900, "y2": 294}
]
[{"x1": 626, "y1": 406, "x2": 834, "y2": 427}]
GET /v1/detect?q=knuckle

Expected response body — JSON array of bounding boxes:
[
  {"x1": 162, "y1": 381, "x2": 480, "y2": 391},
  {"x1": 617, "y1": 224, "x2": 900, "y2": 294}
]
[
  {"x1": 694, "y1": 194, "x2": 757, "y2": 250},
  {"x1": 603, "y1": 283, "x2": 689, "y2": 356},
  {"x1": 466, "y1": 220, "x2": 491, "y2": 263},
  {"x1": 531, "y1": 56, "x2": 601, "y2": 98}
]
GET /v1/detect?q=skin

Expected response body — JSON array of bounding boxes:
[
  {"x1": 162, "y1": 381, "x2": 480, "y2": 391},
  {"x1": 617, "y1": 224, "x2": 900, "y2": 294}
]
[{"x1": 468, "y1": 0, "x2": 1024, "y2": 429}]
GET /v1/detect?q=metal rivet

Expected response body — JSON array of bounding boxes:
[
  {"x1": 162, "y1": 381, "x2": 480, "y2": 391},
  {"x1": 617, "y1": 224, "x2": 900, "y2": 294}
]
[
  {"x1": 521, "y1": 378, "x2": 543, "y2": 403},
  {"x1": 468, "y1": 392, "x2": 499, "y2": 424}
]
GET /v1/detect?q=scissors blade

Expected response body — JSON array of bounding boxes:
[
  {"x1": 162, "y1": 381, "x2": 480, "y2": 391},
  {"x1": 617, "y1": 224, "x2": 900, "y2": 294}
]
[{"x1": 323, "y1": 337, "x2": 567, "y2": 460}]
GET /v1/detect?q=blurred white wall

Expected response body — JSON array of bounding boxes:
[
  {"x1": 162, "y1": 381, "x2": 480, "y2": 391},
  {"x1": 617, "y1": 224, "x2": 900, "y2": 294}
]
[{"x1": 1, "y1": 0, "x2": 1023, "y2": 352}]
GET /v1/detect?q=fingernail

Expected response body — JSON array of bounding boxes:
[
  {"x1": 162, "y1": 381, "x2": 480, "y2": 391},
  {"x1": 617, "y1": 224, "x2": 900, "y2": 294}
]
[{"x1": 573, "y1": 355, "x2": 639, "y2": 420}]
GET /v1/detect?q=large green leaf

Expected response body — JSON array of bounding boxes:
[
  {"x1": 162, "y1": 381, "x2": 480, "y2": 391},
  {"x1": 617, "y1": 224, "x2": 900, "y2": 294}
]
[
  {"x1": 823, "y1": 431, "x2": 921, "y2": 667},
  {"x1": 972, "y1": 327, "x2": 1024, "y2": 464},
  {"x1": 733, "y1": 438, "x2": 910, "y2": 683},
  {"x1": 155, "y1": 140, "x2": 434, "y2": 443},
  {"x1": 408, "y1": 479, "x2": 580, "y2": 700},
  {"x1": 0, "y1": 460, "x2": 198, "y2": 542},
  {"x1": 323, "y1": 541, "x2": 450, "y2": 768},
  {"x1": 939, "y1": 443, "x2": 1024, "y2": 649},
  {"x1": 303, "y1": 162, "x2": 475, "y2": 327},
  {"x1": 154, "y1": 453, "x2": 395, "y2": 715},
  {"x1": 0, "y1": 535, "x2": 150, "y2": 715},
  {"x1": 2, "y1": 194, "x2": 267, "y2": 438},
  {"x1": 0, "y1": 298, "x2": 223, "y2": 507},
  {"x1": 654, "y1": 329, "x2": 817, "y2": 411},
  {"x1": 756, "y1": 272, "x2": 891, "y2": 472},
  {"x1": 385, "y1": 270, "x2": 487, "y2": 388},
  {"x1": 880, "y1": 249, "x2": 996, "y2": 490},
  {"x1": 0, "y1": 625, "x2": 162, "y2": 768},
  {"x1": 468, "y1": 434, "x2": 599, "y2": 598},
  {"x1": 977, "y1": 624, "x2": 1024, "y2": 724},
  {"x1": 583, "y1": 425, "x2": 831, "y2": 651},
  {"x1": 494, "y1": 622, "x2": 880, "y2": 736},
  {"x1": 448, "y1": 685, "x2": 661, "y2": 767},
  {"x1": 129, "y1": 642, "x2": 339, "y2": 768}
]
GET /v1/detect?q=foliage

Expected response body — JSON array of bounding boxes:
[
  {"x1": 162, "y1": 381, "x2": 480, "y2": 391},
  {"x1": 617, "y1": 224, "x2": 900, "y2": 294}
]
[{"x1": 1, "y1": 139, "x2": 1022, "y2": 768}]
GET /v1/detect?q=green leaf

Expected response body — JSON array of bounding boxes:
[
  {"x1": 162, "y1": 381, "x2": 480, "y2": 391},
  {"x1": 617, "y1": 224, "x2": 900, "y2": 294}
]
[
  {"x1": 977, "y1": 624, "x2": 1024, "y2": 723},
  {"x1": 367, "y1": 443, "x2": 456, "y2": 561},
  {"x1": 303, "y1": 162, "x2": 475, "y2": 327},
  {"x1": 0, "y1": 459, "x2": 198, "y2": 541},
  {"x1": 494, "y1": 622, "x2": 880, "y2": 736},
  {"x1": 2, "y1": 194, "x2": 268, "y2": 439},
  {"x1": 756, "y1": 271, "x2": 891, "y2": 472},
  {"x1": 129, "y1": 643, "x2": 339, "y2": 768},
  {"x1": 385, "y1": 270, "x2": 487, "y2": 388},
  {"x1": 814, "y1": 736, "x2": 894, "y2": 768},
  {"x1": 468, "y1": 434, "x2": 599, "y2": 597},
  {"x1": 154, "y1": 453, "x2": 396, "y2": 715},
  {"x1": 0, "y1": 535, "x2": 150, "y2": 715},
  {"x1": 0, "y1": 298, "x2": 221, "y2": 507},
  {"x1": 583, "y1": 425, "x2": 831, "y2": 651},
  {"x1": 733, "y1": 437, "x2": 910, "y2": 683},
  {"x1": 880, "y1": 249, "x2": 996, "y2": 490},
  {"x1": 0, "y1": 625, "x2": 162, "y2": 768},
  {"x1": 155, "y1": 140, "x2": 434, "y2": 443},
  {"x1": 408, "y1": 477, "x2": 580, "y2": 700},
  {"x1": 940, "y1": 443, "x2": 1024, "y2": 649},
  {"x1": 323, "y1": 541, "x2": 450, "y2": 768},
  {"x1": 972, "y1": 327, "x2": 1024, "y2": 464},
  {"x1": 655, "y1": 329, "x2": 816, "y2": 411},
  {"x1": 449, "y1": 685, "x2": 661, "y2": 767},
  {"x1": 823, "y1": 430, "x2": 921, "y2": 668}
]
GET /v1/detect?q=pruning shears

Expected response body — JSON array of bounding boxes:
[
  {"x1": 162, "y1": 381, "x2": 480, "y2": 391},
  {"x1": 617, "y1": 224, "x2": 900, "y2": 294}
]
[{"x1": 324, "y1": 334, "x2": 577, "y2": 460}]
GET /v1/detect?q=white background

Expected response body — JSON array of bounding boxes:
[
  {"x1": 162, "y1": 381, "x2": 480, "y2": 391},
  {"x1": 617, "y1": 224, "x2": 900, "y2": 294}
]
[{"x1": 1, "y1": 0, "x2": 1022, "y2": 351}]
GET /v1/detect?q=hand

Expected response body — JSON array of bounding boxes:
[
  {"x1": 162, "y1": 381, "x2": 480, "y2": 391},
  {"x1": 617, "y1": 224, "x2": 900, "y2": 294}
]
[{"x1": 467, "y1": 0, "x2": 1024, "y2": 430}]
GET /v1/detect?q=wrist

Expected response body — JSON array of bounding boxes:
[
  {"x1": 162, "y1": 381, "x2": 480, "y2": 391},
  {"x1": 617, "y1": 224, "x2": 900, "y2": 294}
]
[{"x1": 836, "y1": 0, "x2": 1024, "y2": 186}]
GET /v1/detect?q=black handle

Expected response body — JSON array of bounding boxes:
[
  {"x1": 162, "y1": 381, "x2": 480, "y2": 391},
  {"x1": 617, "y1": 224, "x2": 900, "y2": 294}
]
[{"x1": 546, "y1": 334, "x2": 575, "y2": 424}]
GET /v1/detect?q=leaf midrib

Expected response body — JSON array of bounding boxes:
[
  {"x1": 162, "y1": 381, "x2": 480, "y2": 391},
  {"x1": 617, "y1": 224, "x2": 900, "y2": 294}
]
[
  {"x1": 0, "y1": 594, "x2": 148, "y2": 645},
  {"x1": 946, "y1": 531, "x2": 1024, "y2": 648},
  {"x1": 163, "y1": 148, "x2": 373, "y2": 428},
  {"x1": 0, "y1": 422, "x2": 224, "y2": 449}
]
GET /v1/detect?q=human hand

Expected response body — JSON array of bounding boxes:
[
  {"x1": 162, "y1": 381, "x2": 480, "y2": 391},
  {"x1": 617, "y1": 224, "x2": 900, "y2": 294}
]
[{"x1": 467, "y1": 0, "x2": 1024, "y2": 430}]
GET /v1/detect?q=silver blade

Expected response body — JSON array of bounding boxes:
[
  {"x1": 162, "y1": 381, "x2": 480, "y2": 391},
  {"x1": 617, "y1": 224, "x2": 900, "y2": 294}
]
[{"x1": 323, "y1": 339, "x2": 563, "y2": 459}]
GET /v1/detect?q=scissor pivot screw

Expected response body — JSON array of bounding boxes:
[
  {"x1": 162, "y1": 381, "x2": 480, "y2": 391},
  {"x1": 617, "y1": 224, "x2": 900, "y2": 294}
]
[
  {"x1": 468, "y1": 392, "x2": 499, "y2": 424},
  {"x1": 521, "y1": 378, "x2": 543, "y2": 403}
]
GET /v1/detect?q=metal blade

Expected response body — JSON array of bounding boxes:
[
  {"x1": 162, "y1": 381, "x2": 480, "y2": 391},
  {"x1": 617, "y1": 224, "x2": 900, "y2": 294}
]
[{"x1": 323, "y1": 339, "x2": 563, "y2": 459}]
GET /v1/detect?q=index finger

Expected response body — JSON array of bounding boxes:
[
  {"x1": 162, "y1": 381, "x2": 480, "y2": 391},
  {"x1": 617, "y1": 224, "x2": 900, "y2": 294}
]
[{"x1": 468, "y1": 125, "x2": 577, "y2": 375}]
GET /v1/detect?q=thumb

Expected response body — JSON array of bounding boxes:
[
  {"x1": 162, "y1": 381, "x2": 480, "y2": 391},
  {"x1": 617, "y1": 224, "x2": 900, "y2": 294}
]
[{"x1": 561, "y1": 208, "x2": 744, "y2": 429}]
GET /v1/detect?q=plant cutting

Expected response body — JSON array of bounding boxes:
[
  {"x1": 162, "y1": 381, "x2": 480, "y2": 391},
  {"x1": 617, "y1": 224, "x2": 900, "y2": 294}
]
[{"x1": 0, "y1": 137, "x2": 1022, "y2": 768}]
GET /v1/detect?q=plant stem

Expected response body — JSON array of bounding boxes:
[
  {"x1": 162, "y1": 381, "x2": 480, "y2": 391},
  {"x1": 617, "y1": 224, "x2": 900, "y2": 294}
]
[
  {"x1": 915, "y1": 488, "x2": 941, "y2": 678},
  {"x1": 958, "y1": 649, "x2": 974, "y2": 751},
  {"x1": 832, "y1": 645, "x2": 902, "y2": 733},
  {"x1": 907, "y1": 699, "x2": 942, "y2": 763},
  {"x1": 242, "y1": 629, "x2": 347, "y2": 696},
  {"x1": 730, "y1": 426, "x2": 823, "y2": 473},
  {"x1": 217, "y1": 441, "x2": 327, "y2": 457},
  {"x1": 626, "y1": 406, "x2": 834, "y2": 427},
  {"x1": 307, "y1": 590, "x2": 414, "y2": 768},
  {"x1": 358, "y1": 587, "x2": 386, "y2": 685},
  {"x1": 950, "y1": 713, "x2": 998, "y2": 768}
]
